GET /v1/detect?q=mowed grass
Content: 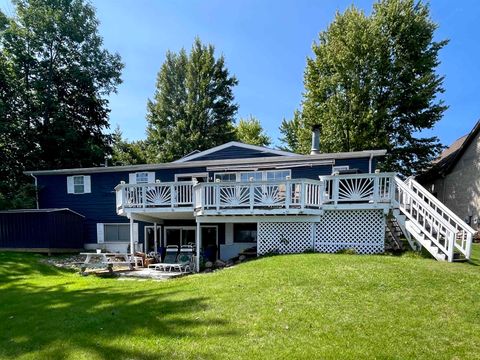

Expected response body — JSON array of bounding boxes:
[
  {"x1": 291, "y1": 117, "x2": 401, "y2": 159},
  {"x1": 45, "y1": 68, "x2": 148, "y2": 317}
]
[{"x1": 0, "y1": 246, "x2": 479, "y2": 360}]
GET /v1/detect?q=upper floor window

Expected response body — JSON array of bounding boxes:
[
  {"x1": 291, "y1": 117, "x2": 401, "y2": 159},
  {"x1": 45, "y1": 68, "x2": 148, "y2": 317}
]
[
  {"x1": 129, "y1": 172, "x2": 155, "y2": 184},
  {"x1": 266, "y1": 170, "x2": 290, "y2": 181},
  {"x1": 67, "y1": 175, "x2": 91, "y2": 194},
  {"x1": 214, "y1": 173, "x2": 237, "y2": 182},
  {"x1": 239, "y1": 172, "x2": 263, "y2": 182},
  {"x1": 136, "y1": 172, "x2": 149, "y2": 184},
  {"x1": 332, "y1": 165, "x2": 349, "y2": 174},
  {"x1": 214, "y1": 169, "x2": 292, "y2": 183}
]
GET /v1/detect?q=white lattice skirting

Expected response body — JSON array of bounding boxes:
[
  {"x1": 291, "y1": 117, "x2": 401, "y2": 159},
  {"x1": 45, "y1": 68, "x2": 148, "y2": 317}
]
[{"x1": 257, "y1": 209, "x2": 385, "y2": 255}]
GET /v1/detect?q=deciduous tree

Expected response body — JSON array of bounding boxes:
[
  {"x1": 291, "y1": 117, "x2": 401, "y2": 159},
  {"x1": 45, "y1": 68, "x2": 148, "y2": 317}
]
[
  {"x1": 235, "y1": 115, "x2": 271, "y2": 147},
  {"x1": 301, "y1": 0, "x2": 446, "y2": 175}
]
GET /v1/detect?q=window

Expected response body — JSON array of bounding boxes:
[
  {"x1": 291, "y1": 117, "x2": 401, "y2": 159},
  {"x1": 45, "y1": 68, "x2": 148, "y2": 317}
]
[
  {"x1": 175, "y1": 173, "x2": 208, "y2": 182},
  {"x1": 332, "y1": 165, "x2": 349, "y2": 174},
  {"x1": 73, "y1": 176, "x2": 84, "y2": 194},
  {"x1": 266, "y1": 170, "x2": 290, "y2": 181},
  {"x1": 67, "y1": 175, "x2": 91, "y2": 194},
  {"x1": 214, "y1": 173, "x2": 237, "y2": 182},
  {"x1": 104, "y1": 224, "x2": 130, "y2": 242},
  {"x1": 215, "y1": 170, "x2": 292, "y2": 183},
  {"x1": 234, "y1": 223, "x2": 257, "y2": 243},
  {"x1": 239, "y1": 172, "x2": 262, "y2": 182},
  {"x1": 129, "y1": 172, "x2": 155, "y2": 184},
  {"x1": 136, "y1": 172, "x2": 149, "y2": 184}
]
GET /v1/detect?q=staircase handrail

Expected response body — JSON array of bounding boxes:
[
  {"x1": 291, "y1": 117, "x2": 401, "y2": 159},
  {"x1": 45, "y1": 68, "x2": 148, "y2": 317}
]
[
  {"x1": 394, "y1": 177, "x2": 458, "y2": 234},
  {"x1": 405, "y1": 177, "x2": 476, "y2": 235}
]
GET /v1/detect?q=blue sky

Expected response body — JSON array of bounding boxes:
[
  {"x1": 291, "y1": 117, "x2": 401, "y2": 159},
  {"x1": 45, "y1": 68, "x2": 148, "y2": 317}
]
[{"x1": 1, "y1": 0, "x2": 479, "y2": 147}]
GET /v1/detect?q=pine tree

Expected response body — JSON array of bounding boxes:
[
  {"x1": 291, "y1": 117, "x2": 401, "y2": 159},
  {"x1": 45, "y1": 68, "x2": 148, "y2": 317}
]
[{"x1": 146, "y1": 38, "x2": 238, "y2": 163}]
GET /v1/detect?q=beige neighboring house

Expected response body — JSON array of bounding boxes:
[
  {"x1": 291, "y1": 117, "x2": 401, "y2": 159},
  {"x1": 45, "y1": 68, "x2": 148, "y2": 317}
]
[{"x1": 417, "y1": 120, "x2": 480, "y2": 234}]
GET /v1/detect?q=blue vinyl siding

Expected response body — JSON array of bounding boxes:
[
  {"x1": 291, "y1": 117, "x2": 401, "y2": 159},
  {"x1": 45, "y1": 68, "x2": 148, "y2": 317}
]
[
  {"x1": 335, "y1": 158, "x2": 371, "y2": 173},
  {"x1": 185, "y1": 145, "x2": 281, "y2": 161},
  {"x1": 38, "y1": 172, "x2": 129, "y2": 245}
]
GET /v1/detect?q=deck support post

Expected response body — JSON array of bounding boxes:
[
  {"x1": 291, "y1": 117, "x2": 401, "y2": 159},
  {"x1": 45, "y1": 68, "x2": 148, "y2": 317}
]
[
  {"x1": 196, "y1": 221, "x2": 201, "y2": 273},
  {"x1": 153, "y1": 222, "x2": 158, "y2": 253},
  {"x1": 129, "y1": 217, "x2": 135, "y2": 255}
]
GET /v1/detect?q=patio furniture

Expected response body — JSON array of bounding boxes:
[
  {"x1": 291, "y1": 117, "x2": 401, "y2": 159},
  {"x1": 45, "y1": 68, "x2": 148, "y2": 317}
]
[
  {"x1": 79, "y1": 252, "x2": 134, "y2": 274},
  {"x1": 151, "y1": 245, "x2": 194, "y2": 273},
  {"x1": 148, "y1": 245, "x2": 178, "y2": 270}
]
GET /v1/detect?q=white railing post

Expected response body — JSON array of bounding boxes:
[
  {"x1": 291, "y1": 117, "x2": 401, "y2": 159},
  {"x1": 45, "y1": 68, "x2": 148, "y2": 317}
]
[
  {"x1": 285, "y1": 179, "x2": 291, "y2": 209},
  {"x1": 215, "y1": 183, "x2": 220, "y2": 211},
  {"x1": 319, "y1": 180, "x2": 325, "y2": 206},
  {"x1": 142, "y1": 186, "x2": 146, "y2": 208},
  {"x1": 465, "y1": 232, "x2": 473, "y2": 260},
  {"x1": 300, "y1": 180, "x2": 306, "y2": 209},
  {"x1": 448, "y1": 232, "x2": 455, "y2": 262},
  {"x1": 332, "y1": 177, "x2": 339, "y2": 205},
  {"x1": 373, "y1": 174, "x2": 379, "y2": 204},
  {"x1": 170, "y1": 184, "x2": 175, "y2": 208},
  {"x1": 249, "y1": 183, "x2": 254, "y2": 210}
]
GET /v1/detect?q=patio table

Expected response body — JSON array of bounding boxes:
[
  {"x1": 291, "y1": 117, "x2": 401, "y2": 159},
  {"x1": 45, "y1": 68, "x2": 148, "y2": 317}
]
[{"x1": 79, "y1": 252, "x2": 134, "y2": 274}]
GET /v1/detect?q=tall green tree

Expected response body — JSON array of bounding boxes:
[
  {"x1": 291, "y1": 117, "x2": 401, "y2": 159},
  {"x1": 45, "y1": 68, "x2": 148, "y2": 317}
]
[
  {"x1": 278, "y1": 110, "x2": 310, "y2": 154},
  {"x1": 301, "y1": 0, "x2": 446, "y2": 175},
  {"x1": 0, "y1": 0, "x2": 123, "y2": 209},
  {"x1": 146, "y1": 38, "x2": 238, "y2": 163},
  {"x1": 110, "y1": 126, "x2": 148, "y2": 166},
  {"x1": 235, "y1": 115, "x2": 271, "y2": 147}
]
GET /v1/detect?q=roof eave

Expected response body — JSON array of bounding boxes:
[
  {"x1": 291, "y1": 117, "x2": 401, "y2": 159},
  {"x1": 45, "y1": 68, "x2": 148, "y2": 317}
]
[{"x1": 24, "y1": 149, "x2": 387, "y2": 176}]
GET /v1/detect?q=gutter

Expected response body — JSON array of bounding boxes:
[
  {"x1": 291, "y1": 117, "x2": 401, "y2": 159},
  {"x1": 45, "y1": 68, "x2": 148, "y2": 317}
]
[{"x1": 29, "y1": 174, "x2": 39, "y2": 209}]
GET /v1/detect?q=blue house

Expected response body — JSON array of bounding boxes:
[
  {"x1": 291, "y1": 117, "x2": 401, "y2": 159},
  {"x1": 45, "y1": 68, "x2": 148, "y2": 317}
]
[{"x1": 24, "y1": 131, "x2": 475, "y2": 268}]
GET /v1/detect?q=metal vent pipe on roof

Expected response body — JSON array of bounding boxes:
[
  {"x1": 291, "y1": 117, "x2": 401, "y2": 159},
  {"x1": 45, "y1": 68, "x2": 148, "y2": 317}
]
[{"x1": 310, "y1": 125, "x2": 321, "y2": 155}]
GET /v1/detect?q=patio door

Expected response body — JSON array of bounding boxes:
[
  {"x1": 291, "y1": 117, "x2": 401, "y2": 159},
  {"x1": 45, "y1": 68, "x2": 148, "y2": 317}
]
[
  {"x1": 144, "y1": 226, "x2": 161, "y2": 253},
  {"x1": 163, "y1": 225, "x2": 218, "y2": 260},
  {"x1": 164, "y1": 226, "x2": 196, "y2": 247}
]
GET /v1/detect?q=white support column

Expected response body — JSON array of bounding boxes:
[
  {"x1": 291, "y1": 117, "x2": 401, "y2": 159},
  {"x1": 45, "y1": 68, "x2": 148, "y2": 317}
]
[
  {"x1": 196, "y1": 221, "x2": 201, "y2": 272},
  {"x1": 154, "y1": 222, "x2": 158, "y2": 253},
  {"x1": 129, "y1": 217, "x2": 135, "y2": 255}
]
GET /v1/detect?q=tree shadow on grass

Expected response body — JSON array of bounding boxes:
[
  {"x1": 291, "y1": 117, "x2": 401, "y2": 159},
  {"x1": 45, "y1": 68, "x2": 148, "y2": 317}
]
[
  {"x1": 0, "y1": 255, "x2": 238, "y2": 359},
  {"x1": 0, "y1": 252, "x2": 69, "y2": 284}
]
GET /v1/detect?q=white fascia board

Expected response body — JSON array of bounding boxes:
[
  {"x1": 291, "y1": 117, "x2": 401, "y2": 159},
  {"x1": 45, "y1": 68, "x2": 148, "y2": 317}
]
[
  {"x1": 24, "y1": 149, "x2": 387, "y2": 176},
  {"x1": 173, "y1": 141, "x2": 297, "y2": 163}
]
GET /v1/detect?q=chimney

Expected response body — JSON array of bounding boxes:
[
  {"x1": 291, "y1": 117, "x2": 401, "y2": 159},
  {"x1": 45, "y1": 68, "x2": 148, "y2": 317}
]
[{"x1": 310, "y1": 125, "x2": 321, "y2": 155}]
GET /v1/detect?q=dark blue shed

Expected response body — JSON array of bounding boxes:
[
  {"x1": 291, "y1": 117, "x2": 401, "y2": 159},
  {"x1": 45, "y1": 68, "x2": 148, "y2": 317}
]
[{"x1": 0, "y1": 208, "x2": 84, "y2": 253}]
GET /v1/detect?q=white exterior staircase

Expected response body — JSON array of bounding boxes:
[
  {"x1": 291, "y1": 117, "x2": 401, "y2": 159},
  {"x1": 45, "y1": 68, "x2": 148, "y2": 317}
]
[{"x1": 392, "y1": 176, "x2": 475, "y2": 262}]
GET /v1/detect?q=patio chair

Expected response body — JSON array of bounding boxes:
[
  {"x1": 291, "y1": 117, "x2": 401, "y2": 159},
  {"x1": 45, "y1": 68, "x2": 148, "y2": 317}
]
[
  {"x1": 148, "y1": 245, "x2": 178, "y2": 270},
  {"x1": 153, "y1": 245, "x2": 194, "y2": 273}
]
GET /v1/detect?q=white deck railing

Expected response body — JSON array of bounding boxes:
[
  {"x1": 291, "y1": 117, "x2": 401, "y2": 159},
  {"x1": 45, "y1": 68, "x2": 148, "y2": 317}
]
[
  {"x1": 403, "y1": 177, "x2": 475, "y2": 259},
  {"x1": 193, "y1": 179, "x2": 324, "y2": 212},
  {"x1": 115, "y1": 181, "x2": 194, "y2": 211},
  {"x1": 115, "y1": 174, "x2": 398, "y2": 213},
  {"x1": 319, "y1": 173, "x2": 395, "y2": 205}
]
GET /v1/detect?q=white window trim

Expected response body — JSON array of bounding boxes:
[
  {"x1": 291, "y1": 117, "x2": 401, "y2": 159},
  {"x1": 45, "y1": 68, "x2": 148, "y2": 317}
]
[
  {"x1": 174, "y1": 172, "x2": 209, "y2": 182},
  {"x1": 332, "y1": 165, "x2": 349, "y2": 174},
  {"x1": 129, "y1": 172, "x2": 155, "y2": 184},
  {"x1": 98, "y1": 223, "x2": 138, "y2": 243},
  {"x1": 67, "y1": 175, "x2": 91, "y2": 194}
]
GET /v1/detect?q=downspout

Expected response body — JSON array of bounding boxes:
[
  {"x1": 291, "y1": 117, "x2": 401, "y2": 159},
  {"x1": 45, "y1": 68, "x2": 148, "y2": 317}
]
[{"x1": 29, "y1": 173, "x2": 39, "y2": 209}]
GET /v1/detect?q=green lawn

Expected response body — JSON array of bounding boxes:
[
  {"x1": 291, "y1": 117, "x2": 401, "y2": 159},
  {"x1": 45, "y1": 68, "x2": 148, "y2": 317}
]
[{"x1": 0, "y1": 247, "x2": 479, "y2": 360}]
